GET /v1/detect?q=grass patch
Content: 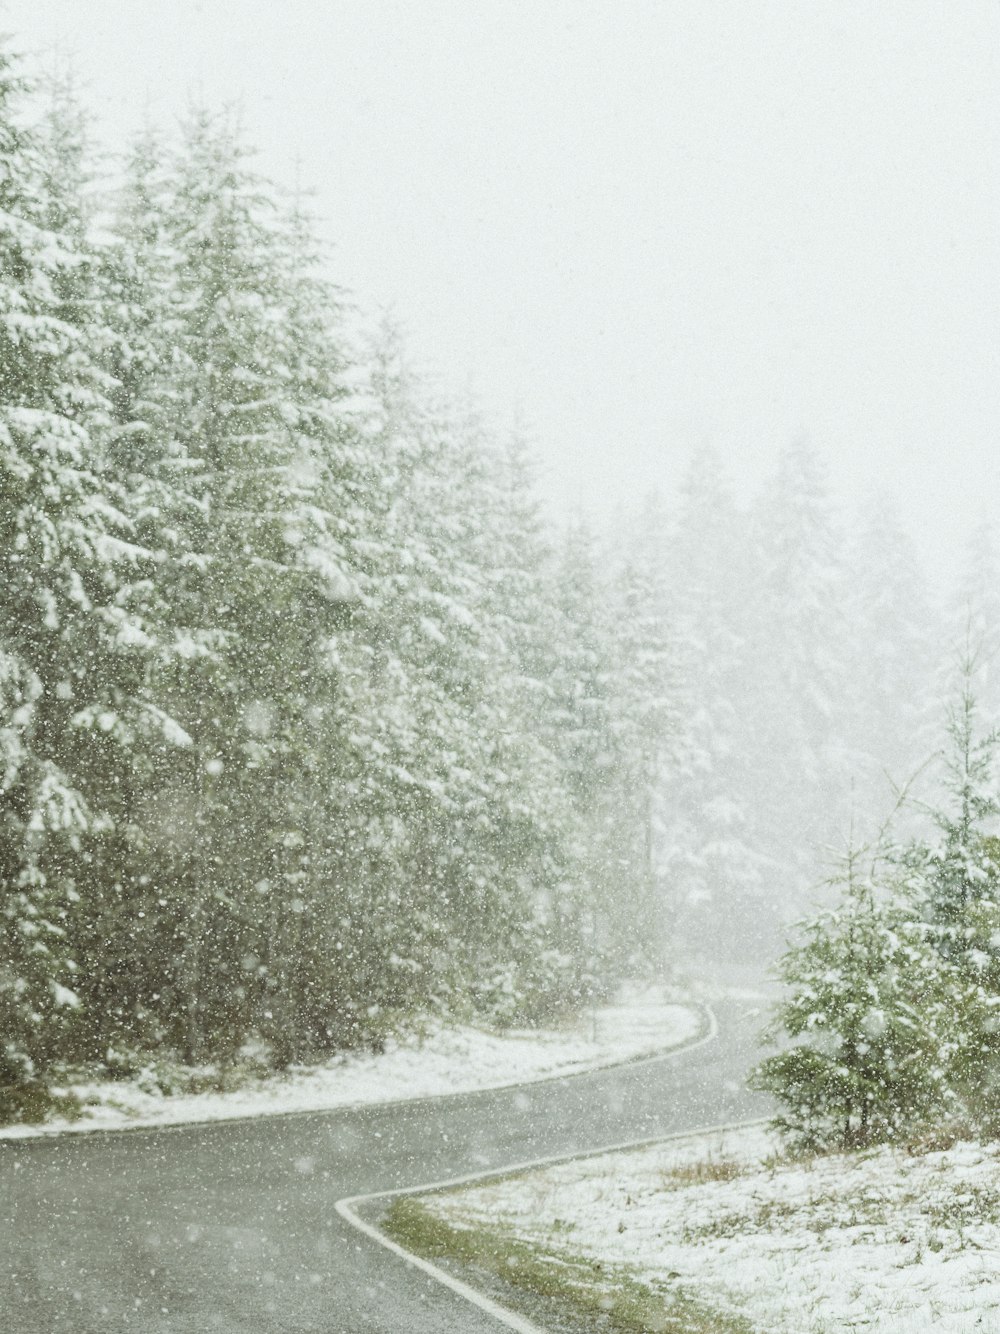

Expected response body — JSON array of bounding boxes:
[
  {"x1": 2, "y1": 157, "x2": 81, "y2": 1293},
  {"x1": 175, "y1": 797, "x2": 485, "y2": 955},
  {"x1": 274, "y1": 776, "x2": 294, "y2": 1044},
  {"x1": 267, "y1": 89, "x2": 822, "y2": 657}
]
[
  {"x1": 900, "y1": 1121, "x2": 981, "y2": 1157},
  {"x1": 384, "y1": 1194, "x2": 758, "y2": 1334},
  {"x1": 660, "y1": 1157, "x2": 746, "y2": 1190}
]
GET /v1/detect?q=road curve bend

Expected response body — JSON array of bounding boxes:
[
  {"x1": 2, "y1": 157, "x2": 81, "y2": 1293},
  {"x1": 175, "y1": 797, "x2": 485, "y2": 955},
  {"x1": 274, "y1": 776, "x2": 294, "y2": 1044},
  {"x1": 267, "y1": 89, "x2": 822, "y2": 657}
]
[{"x1": 0, "y1": 997, "x2": 768, "y2": 1333}]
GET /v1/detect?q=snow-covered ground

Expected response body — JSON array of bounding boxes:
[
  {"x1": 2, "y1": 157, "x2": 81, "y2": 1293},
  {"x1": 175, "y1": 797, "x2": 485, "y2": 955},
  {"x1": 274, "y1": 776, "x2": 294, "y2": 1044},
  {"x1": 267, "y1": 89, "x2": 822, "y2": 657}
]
[
  {"x1": 425, "y1": 1122, "x2": 1000, "y2": 1333},
  {"x1": 0, "y1": 986, "x2": 702, "y2": 1140}
]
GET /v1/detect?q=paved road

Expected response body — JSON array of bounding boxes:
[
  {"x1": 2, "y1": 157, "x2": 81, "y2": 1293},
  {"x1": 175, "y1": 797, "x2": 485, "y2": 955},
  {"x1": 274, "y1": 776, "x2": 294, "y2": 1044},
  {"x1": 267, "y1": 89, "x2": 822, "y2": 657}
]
[{"x1": 0, "y1": 998, "x2": 769, "y2": 1333}]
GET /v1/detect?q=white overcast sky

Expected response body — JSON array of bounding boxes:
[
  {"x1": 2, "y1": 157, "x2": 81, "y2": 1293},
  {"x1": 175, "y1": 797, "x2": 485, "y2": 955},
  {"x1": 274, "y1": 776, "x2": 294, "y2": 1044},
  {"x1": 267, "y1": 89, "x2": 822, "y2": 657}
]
[{"x1": 4, "y1": 1, "x2": 999, "y2": 581}]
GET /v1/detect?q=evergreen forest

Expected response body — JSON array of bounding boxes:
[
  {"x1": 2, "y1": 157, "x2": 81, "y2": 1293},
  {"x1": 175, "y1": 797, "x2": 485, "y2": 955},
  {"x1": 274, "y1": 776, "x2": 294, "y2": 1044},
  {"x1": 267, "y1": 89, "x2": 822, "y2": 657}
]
[{"x1": 3, "y1": 49, "x2": 1000, "y2": 1125}]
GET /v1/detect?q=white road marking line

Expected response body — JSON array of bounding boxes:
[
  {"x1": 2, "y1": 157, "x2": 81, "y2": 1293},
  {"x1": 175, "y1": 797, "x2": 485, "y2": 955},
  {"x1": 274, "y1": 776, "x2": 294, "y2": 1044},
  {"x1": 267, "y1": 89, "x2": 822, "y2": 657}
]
[
  {"x1": 335, "y1": 1004, "x2": 769, "y2": 1334},
  {"x1": 334, "y1": 1193, "x2": 548, "y2": 1334}
]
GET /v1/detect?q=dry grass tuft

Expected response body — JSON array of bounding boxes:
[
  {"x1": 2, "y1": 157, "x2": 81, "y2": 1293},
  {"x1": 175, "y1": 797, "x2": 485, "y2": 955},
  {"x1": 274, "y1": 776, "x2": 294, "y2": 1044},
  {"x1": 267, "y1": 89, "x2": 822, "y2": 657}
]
[{"x1": 660, "y1": 1156, "x2": 746, "y2": 1190}]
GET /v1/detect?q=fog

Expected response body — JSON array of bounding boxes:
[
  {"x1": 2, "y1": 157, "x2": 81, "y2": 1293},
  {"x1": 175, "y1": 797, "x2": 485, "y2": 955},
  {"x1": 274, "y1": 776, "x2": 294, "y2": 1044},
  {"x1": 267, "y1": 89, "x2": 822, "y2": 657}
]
[{"x1": 7, "y1": 0, "x2": 1000, "y2": 581}]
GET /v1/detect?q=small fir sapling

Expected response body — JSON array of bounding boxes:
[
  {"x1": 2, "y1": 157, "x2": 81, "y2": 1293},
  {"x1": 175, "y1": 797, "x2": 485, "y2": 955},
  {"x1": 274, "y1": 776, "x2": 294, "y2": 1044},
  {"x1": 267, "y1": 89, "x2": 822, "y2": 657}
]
[
  {"x1": 899, "y1": 651, "x2": 1000, "y2": 1121},
  {"x1": 750, "y1": 830, "x2": 968, "y2": 1152}
]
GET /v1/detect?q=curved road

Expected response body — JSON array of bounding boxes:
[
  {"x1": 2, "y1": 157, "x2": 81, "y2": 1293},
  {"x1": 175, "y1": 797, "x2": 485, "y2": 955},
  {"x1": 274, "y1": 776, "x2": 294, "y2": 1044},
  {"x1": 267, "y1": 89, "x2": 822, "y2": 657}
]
[{"x1": 0, "y1": 998, "x2": 769, "y2": 1333}]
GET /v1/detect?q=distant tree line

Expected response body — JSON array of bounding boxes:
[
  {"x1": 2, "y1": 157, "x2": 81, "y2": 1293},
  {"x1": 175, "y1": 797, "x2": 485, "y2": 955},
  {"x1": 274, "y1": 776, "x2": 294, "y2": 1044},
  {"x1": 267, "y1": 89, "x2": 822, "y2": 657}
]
[
  {"x1": 628, "y1": 441, "x2": 1000, "y2": 971},
  {"x1": 0, "y1": 50, "x2": 669, "y2": 1113}
]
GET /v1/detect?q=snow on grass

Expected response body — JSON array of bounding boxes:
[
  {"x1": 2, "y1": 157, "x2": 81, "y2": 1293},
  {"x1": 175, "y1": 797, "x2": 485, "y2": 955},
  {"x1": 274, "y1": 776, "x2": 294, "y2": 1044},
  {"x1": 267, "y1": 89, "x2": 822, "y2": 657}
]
[
  {"x1": 0, "y1": 985, "x2": 701, "y2": 1139},
  {"x1": 424, "y1": 1122, "x2": 1000, "y2": 1332}
]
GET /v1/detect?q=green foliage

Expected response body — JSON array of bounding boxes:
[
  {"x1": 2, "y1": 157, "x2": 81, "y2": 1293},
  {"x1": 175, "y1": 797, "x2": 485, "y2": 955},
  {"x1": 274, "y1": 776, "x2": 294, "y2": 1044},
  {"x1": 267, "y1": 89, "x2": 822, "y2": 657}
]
[
  {"x1": 897, "y1": 653, "x2": 1000, "y2": 1120},
  {"x1": 0, "y1": 47, "x2": 148, "y2": 1081},
  {"x1": 0, "y1": 49, "x2": 649, "y2": 1113},
  {"x1": 755, "y1": 659, "x2": 1000, "y2": 1150},
  {"x1": 903, "y1": 651, "x2": 1000, "y2": 940},
  {"x1": 385, "y1": 1194, "x2": 756, "y2": 1334},
  {"x1": 751, "y1": 864, "x2": 966, "y2": 1151}
]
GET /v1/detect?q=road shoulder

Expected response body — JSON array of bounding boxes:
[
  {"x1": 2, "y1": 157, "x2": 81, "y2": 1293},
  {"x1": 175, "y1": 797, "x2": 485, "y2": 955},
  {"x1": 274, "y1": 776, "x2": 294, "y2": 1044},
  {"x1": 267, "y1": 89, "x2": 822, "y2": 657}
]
[{"x1": 1, "y1": 985, "x2": 705, "y2": 1139}]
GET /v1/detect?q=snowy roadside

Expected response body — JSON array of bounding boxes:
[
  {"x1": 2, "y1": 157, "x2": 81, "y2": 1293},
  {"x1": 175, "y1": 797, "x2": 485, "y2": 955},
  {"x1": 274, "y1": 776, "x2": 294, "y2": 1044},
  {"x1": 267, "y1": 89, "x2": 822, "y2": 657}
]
[
  {"x1": 422, "y1": 1121, "x2": 1000, "y2": 1333},
  {"x1": 0, "y1": 986, "x2": 703, "y2": 1140}
]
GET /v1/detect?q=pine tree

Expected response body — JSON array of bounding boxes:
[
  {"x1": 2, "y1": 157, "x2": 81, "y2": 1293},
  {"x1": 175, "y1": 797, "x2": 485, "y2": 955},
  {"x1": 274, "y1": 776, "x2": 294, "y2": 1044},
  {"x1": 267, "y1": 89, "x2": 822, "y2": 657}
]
[
  {"x1": 905, "y1": 647, "x2": 1000, "y2": 939},
  {"x1": 751, "y1": 836, "x2": 965, "y2": 1151},
  {"x1": 462, "y1": 430, "x2": 590, "y2": 1020},
  {"x1": 756, "y1": 655, "x2": 1000, "y2": 1150},
  {"x1": 899, "y1": 649, "x2": 1000, "y2": 1117},
  {"x1": 655, "y1": 449, "x2": 763, "y2": 968},
  {"x1": 603, "y1": 505, "x2": 679, "y2": 975},
  {"x1": 0, "y1": 59, "x2": 706, "y2": 1097},
  {"x1": 91, "y1": 111, "x2": 348, "y2": 1061},
  {"x1": 43, "y1": 115, "x2": 193, "y2": 1063},
  {"x1": 951, "y1": 521, "x2": 1000, "y2": 721},
  {"x1": 540, "y1": 518, "x2": 625, "y2": 987},
  {"x1": 845, "y1": 493, "x2": 939, "y2": 830},
  {"x1": 0, "y1": 52, "x2": 159, "y2": 1099},
  {"x1": 744, "y1": 441, "x2": 856, "y2": 934}
]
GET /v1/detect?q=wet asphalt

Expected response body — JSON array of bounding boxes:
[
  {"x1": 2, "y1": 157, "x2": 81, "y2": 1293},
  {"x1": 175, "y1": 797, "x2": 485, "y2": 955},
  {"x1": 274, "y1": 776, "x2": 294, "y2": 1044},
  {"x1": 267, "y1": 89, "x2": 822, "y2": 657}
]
[{"x1": 0, "y1": 998, "x2": 769, "y2": 1333}]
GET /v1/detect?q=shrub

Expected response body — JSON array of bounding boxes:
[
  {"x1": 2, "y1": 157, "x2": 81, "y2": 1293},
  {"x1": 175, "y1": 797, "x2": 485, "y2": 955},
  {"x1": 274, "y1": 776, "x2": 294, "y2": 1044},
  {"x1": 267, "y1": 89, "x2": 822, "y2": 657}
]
[{"x1": 750, "y1": 858, "x2": 970, "y2": 1151}]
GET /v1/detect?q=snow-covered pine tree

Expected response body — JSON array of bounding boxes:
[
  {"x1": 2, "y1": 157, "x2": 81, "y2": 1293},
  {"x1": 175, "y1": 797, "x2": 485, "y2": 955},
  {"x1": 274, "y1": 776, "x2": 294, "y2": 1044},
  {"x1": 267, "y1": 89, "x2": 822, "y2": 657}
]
[
  {"x1": 541, "y1": 516, "x2": 627, "y2": 987},
  {"x1": 236, "y1": 196, "x2": 366, "y2": 1063},
  {"x1": 324, "y1": 326, "x2": 480, "y2": 1030},
  {"x1": 349, "y1": 341, "x2": 599, "y2": 1030},
  {"x1": 102, "y1": 110, "x2": 342, "y2": 1061},
  {"x1": 602, "y1": 501, "x2": 680, "y2": 977},
  {"x1": 28, "y1": 90, "x2": 197, "y2": 1065},
  {"x1": 356, "y1": 350, "x2": 546, "y2": 1023},
  {"x1": 744, "y1": 440, "x2": 856, "y2": 935},
  {"x1": 0, "y1": 52, "x2": 159, "y2": 1099},
  {"x1": 905, "y1": 647, "x2": 1000, "y2": 937},
  {"x1": 654, "y1": 448, "x2": 763, "y2": 971},
  {"x1": 898, "y1": 648, "x2": 1000, "y2": 1117},
  {"x1": 843, "y1": 495, "x2": 939, "y2": 826},
  {"x1": 751, "y1": 836, "x2": 966, "y2": 1151},
  {"x1": 458, "y1": 427, "x2": 590, "y2": 1021},
  {"x1": 950, "y1": 521, "x2": 1000, "y2": 721}
]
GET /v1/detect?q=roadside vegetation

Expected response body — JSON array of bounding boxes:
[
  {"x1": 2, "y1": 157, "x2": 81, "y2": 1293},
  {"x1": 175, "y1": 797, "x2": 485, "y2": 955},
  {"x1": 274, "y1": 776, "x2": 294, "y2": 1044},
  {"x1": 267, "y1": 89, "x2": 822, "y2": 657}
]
[
  {"x1": 398, "y1": 1122, "x2": 1000, "y2": 1332},
  {"x1": 0, "y1": 989, "x2": 697, "y2": 1135},
  {"x1": 385, "y1": 1193, "x2": 758, "y2": 1334},
  {"x1": 752, "y1": 650, "x2": 1000, "y2": 1154}
]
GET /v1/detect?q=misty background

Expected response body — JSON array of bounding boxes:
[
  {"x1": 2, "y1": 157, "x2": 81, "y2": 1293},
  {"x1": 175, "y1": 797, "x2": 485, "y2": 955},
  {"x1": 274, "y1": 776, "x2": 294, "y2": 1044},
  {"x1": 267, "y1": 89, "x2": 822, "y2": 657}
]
[{"x1": 6, "y1": 0, "x2": 1000, "y2": 576}]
